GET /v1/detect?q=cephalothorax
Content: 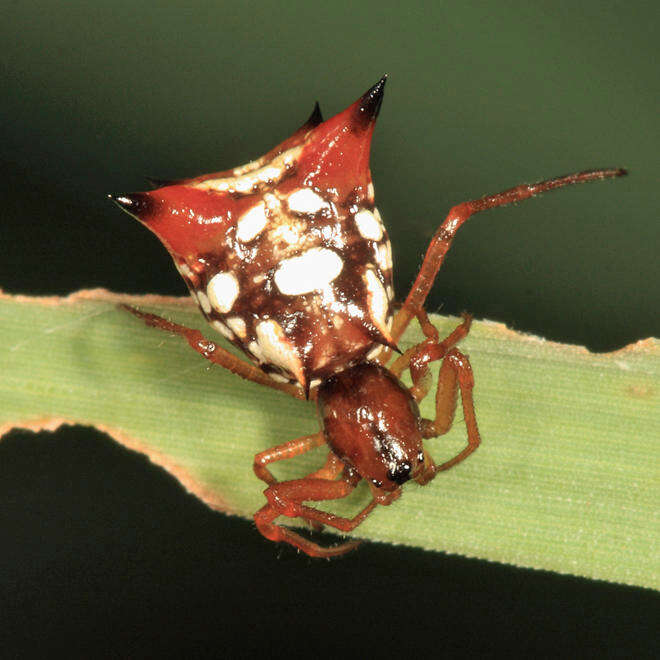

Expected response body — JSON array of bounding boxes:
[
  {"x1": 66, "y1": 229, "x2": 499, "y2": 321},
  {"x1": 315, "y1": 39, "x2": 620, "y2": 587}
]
[{"x1": 112, "y1": 76, "x2": 625, "y2": 557}]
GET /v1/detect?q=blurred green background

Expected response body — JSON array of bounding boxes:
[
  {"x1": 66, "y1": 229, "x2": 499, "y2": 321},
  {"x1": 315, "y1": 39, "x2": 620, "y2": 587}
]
[
  {"x1": 2, "y1": 0, "x2": 657, "y2": 349},
  {"x1": 1, "y1": 1, "x2": 658, "y2": 656}
]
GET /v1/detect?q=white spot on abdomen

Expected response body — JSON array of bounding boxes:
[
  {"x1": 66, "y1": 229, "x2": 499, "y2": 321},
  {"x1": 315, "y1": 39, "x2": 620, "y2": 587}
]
[
  {"x1": 236, "y1": 202, "x2": 268, "y2": 242},
  {"x1": 207, "y1": 272, "x2": 240, "y2": 313},
  {"x1": 375, "y1": 241, "x2": 393, "y2": 271},
  {"x1": 178, "y1": 262, "x2": 193, "y2": 279},
  {"x1": 364, "y1": 268, "x2": 390, "y2": 336},
  {"x1": 212, "y1": 319, "x2": 234, "y2": 340},
  {"x1": 255, "y1": 319, "x2": 305, "y2": 385},
  {"x1": 248, "y1": 340, "x2": 265, "y2": 362},
  {"x1": 354, "y1": 208, "x2": 383, "y2": 241},
  {"x1": 366, "y1": 345, "x2": 384, "y2": 360},
  {"x1": 287, "y1": 188, "x2": 329, "y2": 215},
  {"x1": 196, "y1": 290, "x2": 212, "y2": 314},
  {"x1": 274, "y1": 247, "x2": 343, "y2": 296},
  {"x1": 226, "y1": 316, "x2": 247, "y2": 338},
  {"x1": 272, "y1": 222, "x2": 304, "y2": 246},
  {"x1": 194, "y1": 146, "x2": 302, "y2": 195},
  {"x1": 267, "y1": 372, "x2": 290, "y2": 383},
  {"x1": 232, "y1": 157, "x2": 262, "y2": 177}
]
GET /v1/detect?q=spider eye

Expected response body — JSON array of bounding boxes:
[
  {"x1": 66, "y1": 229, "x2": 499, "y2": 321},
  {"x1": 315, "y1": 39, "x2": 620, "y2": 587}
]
[
  {"x1": 387, "y1": 462, "x2": 412, "y2": 485},
  {"x1": 371, "y1": 478, "x2": 383, "y2": 488}
]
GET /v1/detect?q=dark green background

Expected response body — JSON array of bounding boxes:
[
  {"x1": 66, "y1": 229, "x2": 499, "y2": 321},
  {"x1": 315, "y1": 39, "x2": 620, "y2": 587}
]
[{"x1": 1, "y1": 2, "x2": 657, "y2": 656}]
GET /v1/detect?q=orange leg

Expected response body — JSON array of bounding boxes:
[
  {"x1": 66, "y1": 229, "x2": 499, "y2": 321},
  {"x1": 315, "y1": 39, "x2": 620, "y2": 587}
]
[
  {"x1": 254, "y1": 433, "x2": 343, "y2": 535},
  {"x1": 392, "y1": 311, "x2": 481, "y2": 485},
  {"x1": 254, "y1": 469, "x2": 379, "y2": 558},
  {"x1": 391, "y1": 168, "x2": 627, "y2": 343},
  {"x1": 253, "y1": 433, "x2": 327, "y2": 486},
  {"x1": 306, "y1": 452, "x2": 346, "y2": 480},
  {"x1": 416, "y1": 348, "x2": 480, "y2": 482},
  {"x1": 390, "y1": 311, "x2": 471, "y2": 401},
  {"x1": 121, "y1": 304, "x2": 305, "y2": 400}
]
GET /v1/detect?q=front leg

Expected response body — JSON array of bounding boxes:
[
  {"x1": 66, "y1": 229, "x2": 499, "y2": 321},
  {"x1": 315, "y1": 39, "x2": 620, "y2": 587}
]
[
  {"x1": 390, "y1": 312, "x2": 481, "y2": 485},
  {"x1": 254, "y1": 433, "x2": 343, "y2": 534},
  {"x1": 121, "y1": 304, "x2": 304, "y2": 400},
  {"x1": 253, "y1": 433, "x2": 327, "y2": 486},
  {"x1": 391, "y1": 168, "x2": 626, "y2": 343},
  {"x1": 390, "y1": 311, "x2": 472, "y2": 402},
  {"x1": 417, "y1": 348, "x2": 480, "y2": 482},
  {"x1": 254, "y1": 470, "x2": 380, "y2": 558}
]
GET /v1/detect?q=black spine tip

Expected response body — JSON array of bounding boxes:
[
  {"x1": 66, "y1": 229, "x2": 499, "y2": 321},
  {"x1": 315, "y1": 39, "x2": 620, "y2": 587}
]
[
  {"x1": 108, "y1": 192, "x2": 153, "y2": 218},
  {"x1": 356, "y1": 74, "x2": 388, "y2": 127},
  {"x1": 307, "y1": 101, "x2": 324, "y2": 127},
  {"x1": 145, "y1": 176, "x2": 177, "y2": 188}
]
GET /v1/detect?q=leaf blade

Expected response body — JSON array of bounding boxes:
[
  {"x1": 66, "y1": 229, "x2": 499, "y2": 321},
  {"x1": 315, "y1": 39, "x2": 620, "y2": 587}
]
[{"x1": 1, "y1": 290, "x2": 657, "y2": 588}]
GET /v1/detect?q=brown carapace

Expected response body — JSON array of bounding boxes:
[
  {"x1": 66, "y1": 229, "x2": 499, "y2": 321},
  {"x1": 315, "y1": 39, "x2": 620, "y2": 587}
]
[{"x1": 111, "y1": 76, "x2": 626, "y2": 557}]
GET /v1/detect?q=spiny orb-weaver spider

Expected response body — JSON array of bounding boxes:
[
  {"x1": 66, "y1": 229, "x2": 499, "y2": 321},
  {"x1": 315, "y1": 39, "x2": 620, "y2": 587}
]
[{"x1": 111, "y1": 76, "x2": 626, "y2": 557}]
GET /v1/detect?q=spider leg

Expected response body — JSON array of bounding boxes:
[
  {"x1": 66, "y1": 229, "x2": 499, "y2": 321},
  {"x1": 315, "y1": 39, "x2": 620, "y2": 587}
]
[
  {"x1": 416, "y1": 347, "x2": 480, "y2": 483},
  {"x1": 301, "y1": 453, "x2": 347, "y2": 532},
  {"x1": 305, "y1": 452, "x2": 346, "y2": 480},
  {"x1": 254, "y1": 470, "x2": 380, "y2": 558},
  {"x1": 391, "y1": 312, "x2": 480, "y2": 485},
  {"x1": 121, "y1": 304, "x2": 305, "y2": 400},
  {"x1": 390, "y1": 310, "x2": 471, "y2": 401},
  {"x1": 254, "y1": 434, "x2": 344, "y2": 533},
  {"x1": 253, "y1": 433, "x2": 327, "y2": 486},
  {"x1": 391, "y1": 167, "x2": 627, "y2": 343}
]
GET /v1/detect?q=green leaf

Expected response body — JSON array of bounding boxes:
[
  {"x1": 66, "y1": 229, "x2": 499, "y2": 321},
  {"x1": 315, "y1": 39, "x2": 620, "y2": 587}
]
[{"x1": 1, "y1": 289, "x2": 657, "y2": 588}]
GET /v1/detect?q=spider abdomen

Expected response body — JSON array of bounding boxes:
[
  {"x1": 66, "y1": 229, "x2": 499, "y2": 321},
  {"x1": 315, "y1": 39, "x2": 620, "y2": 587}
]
[{"x1": 115, "y1": 79, "x2": 395, "y2": 391}]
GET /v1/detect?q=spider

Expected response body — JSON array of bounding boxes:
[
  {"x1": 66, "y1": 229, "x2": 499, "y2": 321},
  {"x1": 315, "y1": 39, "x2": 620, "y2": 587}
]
[{"x1": 111, "y1": 76, "x2": 625, "y2": 557}]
